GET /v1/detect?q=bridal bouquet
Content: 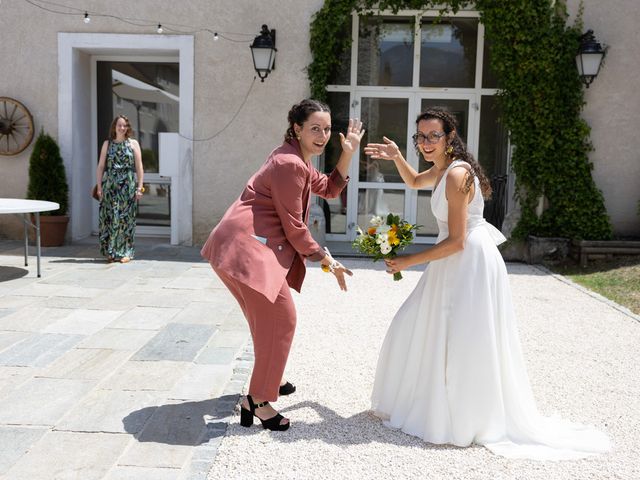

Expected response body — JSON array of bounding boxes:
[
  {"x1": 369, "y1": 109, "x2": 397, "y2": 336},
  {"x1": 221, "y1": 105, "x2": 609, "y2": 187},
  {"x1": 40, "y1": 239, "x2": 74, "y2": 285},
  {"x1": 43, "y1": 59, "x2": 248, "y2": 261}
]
[{"x1": 352, "y1": 214, "x2": 419, "y2": 281}]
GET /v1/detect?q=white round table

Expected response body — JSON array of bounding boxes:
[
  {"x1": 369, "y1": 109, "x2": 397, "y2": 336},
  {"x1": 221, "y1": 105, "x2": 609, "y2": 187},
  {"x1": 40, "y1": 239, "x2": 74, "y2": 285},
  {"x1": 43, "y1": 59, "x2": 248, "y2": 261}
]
[{"x1": 0, "y1": 198, "x2": 61, "y2": 277}]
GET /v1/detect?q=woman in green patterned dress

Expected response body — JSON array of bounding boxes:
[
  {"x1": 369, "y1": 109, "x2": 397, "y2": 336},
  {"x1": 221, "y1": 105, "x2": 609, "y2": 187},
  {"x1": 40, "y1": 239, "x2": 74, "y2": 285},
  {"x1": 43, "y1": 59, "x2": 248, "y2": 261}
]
[{"x1": 95, "y1": 115, "x2": 144, "y2": 263}]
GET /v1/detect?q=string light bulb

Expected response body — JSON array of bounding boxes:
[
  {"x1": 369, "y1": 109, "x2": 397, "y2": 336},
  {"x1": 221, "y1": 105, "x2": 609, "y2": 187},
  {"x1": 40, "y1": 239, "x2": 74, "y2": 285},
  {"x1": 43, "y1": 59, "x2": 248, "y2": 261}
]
[
  {"x1": 83, "y1": 12, "x2": 90, "y2": 24},
  {"x1": 213, "y1": 32, "x2": 219, "y2": 41},
  {"x1": 156, "y1": 24, "x2": 163, "y2": 34}
]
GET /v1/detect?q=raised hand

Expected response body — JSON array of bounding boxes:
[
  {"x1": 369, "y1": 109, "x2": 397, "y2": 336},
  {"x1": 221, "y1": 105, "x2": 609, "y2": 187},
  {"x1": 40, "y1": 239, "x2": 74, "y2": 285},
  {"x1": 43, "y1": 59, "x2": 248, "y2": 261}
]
[
  {"x1": 339, "y1": 118, "x2": 365, "y2": 155},
  {"x1": 364, "y1": 136, "x2": 401, "y2": 162}
]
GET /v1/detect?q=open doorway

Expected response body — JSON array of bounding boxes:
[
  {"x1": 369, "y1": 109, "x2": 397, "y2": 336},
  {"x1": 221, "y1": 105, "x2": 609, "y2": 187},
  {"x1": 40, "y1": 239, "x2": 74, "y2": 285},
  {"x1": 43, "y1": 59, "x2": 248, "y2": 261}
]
[{"x1": 95, "y1": 60, "x2": 179, "y2": 238}]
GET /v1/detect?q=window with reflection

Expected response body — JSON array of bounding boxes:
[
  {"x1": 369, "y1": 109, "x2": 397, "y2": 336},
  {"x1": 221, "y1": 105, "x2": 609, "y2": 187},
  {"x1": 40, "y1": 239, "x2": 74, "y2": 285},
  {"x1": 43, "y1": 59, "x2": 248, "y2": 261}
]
[
  {"x1": 416, "y1": 191, "x2": 440, "y2": 236},
  {"x1": 420, "y1": 18, "x2": 477, "y2": 88},
  {"x1": 359, "y1": 97, "x2": 408, "y2": 183},
  {"x1": 358, "y1": 17, "x2": 414, "y2": 87},
  {"x1": 137, "y1": 182, "x2": 171, "y2": 227},
  {"x1": 319, "y1": 92, "x2": 351, "y2": 234},
  {"x1": 482, "y1": 37, "x2": 499, "y2": 88},
  {"x1": 358, "y1": 188, "x2": 404, "y2": 226},
  {"x1": 478, "y1": 95, "x2": 509, "y2": 229}
]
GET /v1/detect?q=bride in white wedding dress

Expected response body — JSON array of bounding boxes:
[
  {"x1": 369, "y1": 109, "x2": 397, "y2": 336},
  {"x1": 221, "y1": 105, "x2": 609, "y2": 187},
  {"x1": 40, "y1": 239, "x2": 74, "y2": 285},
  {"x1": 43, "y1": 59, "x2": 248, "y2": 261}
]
[{"x1": 363, "y1": 108, "x2": 610, "y2": 460}]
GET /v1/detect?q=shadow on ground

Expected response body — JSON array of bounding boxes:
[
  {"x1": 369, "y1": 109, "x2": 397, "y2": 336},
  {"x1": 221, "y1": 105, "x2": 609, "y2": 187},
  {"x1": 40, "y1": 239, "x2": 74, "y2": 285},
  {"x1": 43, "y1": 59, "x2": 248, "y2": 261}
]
[
  {"x1": 0, "y1": 266, "x2": 28, "y2": 282},
  {"x1": 122, "y1": 394, "x2": 240, "y2": 446}
]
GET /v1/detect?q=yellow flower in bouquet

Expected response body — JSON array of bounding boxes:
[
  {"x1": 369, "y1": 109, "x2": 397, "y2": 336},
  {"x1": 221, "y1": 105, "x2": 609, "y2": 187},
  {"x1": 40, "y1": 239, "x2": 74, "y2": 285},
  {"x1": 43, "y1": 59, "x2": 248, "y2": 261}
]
[{"x1": 352, "y1": 214, "x2": 420, "y2": 280}]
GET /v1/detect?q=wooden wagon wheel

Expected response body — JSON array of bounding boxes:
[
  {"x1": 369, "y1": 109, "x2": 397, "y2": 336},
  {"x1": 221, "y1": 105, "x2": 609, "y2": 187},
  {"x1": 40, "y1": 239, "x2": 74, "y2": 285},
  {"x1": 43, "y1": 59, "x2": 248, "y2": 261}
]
[{"x1": 0, "y1": 97, "x2": 35, "y2": 156}]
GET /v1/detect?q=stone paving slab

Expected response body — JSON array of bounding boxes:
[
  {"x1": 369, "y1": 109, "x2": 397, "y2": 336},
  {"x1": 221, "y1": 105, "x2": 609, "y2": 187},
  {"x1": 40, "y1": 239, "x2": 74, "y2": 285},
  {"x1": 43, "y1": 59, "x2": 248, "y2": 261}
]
[
  {"x1": 168, "y1": 364, "x2": 234, "y2": 401},
  {"x1": 0, "y1": 377, "x2": 95, "y2": 425},
  {"x1": 56, "y1": 389, "x2": 165, "y2": 434},
  {"x1": 43, "y1": 309, "x2": 123, "y2": 336},
  {"x1": 0, "y1": 330, "x2": 29, "y2": 352},
  {"x1": 132, "y1": 323, "x2": 216, "y2": 362},
  {"x1": 103, "y1": 465, "x2": 182, "y2": 480},
  {"x1": 109, "y1": 306, "x2": 181, "y2": 330},
  {"x1": 0, "y1": 332, "x2": 84, "y2": 367},
  {"x1": 4, "y1": 431, "x2": 131, "y2": 480},
  {"x1": 76, "y1": 328, "x2": 158, "y2": 350},
  {"x1": 170, "y1": 302, "x2": 234, "y2": 326},
  {"x1": 100, "y1": 360, "x2": 190, "y2": 392},
  {"x1": 40, "y1": 348, "x2": 131, "y2": 380},
  {"x1": 0, "y1": 295, "x2": 43, "y2": 309},
  {"x1": 0, "y1": 426, "x2": 48, "y2": 476},
  {"x1": 117, "y1": 439, "x2": 193, "y2": 470},
  {"x1": 0, "y1": 306, "x2": 72, "y2": 332}
]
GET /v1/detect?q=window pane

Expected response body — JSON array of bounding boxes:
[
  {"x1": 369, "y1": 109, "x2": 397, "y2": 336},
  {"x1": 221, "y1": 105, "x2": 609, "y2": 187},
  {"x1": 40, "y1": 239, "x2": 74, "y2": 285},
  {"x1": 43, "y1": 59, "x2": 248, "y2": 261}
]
[
  {"x1": 419, "y1": 99, "x2": 469, "y2": 172},
  {"x1": 97, "y1": 62, "x2": 180, "y2": 174},
  {"x1": 357, "y1": 188, "x2": 404, "y2": 225},
  {"x1": 482, "y1": 37, "x2": 498, "y2": 88},
  {"x1": 358, "y1": 17, "x2": 414, "y2": 87},
  {"x1": 478, "y1": 95, "x2": 509, "y2": 230},
  {"x1": 319, "y1": 92, "x2": 350, "y2": 234},
  {"x1": 328, "y1": 17, "x2": 352, "y2": 85},
  {"x1": 137, "y1": 182, "x2": 171, "y2": 227},
  {"x1": 360, "y1": 97, "x2": 408, "y2": 183},
  {"x1": 416, "y1": 191, "x2": 440, "y2": 236},
  {"x1": 478, "y1": 95, "x2": 508, "y2": 177},
  {"x1": 420, "y1": 18, "x2": 477, "y2": 88}
]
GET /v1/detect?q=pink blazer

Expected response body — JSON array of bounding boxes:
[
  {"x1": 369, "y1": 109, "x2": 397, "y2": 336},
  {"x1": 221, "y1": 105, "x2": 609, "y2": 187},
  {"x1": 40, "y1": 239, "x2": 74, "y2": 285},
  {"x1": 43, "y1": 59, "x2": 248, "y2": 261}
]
[{"x1": 201, "y1": 140, "x2": 348, "y2": 303}]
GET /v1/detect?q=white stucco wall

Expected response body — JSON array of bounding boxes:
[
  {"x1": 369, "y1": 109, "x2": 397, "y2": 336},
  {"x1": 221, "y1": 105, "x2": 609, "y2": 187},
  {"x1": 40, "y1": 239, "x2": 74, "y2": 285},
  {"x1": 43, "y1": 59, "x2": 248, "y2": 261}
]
[{"x1": 567, "y1": 0, "x2": 640, "y2": 236}]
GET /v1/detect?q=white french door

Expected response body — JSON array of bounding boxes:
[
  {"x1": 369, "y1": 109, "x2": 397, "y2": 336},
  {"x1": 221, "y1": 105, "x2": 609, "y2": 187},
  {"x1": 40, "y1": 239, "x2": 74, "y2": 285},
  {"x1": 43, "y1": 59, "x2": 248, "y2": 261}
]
[{"x1": 343, "y1": 92, "x2": 478, "y2": 243}]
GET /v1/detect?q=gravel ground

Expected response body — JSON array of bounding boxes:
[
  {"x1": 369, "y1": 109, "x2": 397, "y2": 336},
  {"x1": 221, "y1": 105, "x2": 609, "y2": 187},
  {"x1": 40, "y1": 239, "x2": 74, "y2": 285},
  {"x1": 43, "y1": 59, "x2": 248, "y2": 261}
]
[{"x1": 206, "y1": 260, "x2": 640, "y2": 480}]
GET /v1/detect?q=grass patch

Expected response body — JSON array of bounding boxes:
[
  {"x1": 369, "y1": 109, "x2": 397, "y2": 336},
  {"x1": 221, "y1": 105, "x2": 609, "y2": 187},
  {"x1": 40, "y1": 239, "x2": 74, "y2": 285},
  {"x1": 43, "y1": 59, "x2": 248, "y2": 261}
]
[{"x1": 550, "y1": 256, "x2": 640, "y2": 315}]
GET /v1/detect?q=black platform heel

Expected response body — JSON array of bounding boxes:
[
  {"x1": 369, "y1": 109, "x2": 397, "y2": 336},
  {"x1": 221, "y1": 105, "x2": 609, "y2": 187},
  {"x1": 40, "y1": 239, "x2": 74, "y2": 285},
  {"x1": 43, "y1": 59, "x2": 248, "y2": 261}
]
[
  {"x1": 240, "y1": 395, "x2": 290, "y2": 431},
  {"x1": 279, "y1": 381, "x2": 296, "y2": 396}
]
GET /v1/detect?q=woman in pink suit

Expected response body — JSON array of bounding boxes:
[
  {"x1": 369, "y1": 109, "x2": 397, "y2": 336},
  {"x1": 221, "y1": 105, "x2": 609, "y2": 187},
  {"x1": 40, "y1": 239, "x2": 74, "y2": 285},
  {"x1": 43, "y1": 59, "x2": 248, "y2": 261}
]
[{"x1": 201, "y1": 99, "x2": 364, "y2": 431}]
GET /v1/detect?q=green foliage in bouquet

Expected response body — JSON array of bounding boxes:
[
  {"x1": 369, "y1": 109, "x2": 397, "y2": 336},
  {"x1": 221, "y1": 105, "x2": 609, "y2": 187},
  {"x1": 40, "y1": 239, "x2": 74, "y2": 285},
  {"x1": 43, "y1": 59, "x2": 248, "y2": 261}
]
[{"x1": 352, "y1": 213, "x2": 419, "y2": 280}]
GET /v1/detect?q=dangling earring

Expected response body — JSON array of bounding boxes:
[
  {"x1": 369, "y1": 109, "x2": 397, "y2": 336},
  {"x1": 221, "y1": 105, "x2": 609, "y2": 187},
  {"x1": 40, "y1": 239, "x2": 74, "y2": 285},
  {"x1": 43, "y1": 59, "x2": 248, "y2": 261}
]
[{"x1": 446, "y1": 145, "x2": 453, "y2": 155}]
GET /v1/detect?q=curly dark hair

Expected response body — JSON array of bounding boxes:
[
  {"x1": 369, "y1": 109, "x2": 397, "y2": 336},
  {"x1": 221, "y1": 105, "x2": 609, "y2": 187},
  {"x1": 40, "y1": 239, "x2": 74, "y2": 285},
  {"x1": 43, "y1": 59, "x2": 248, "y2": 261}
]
[
  {"x1": 415, "y1": 108, "x2": 492, "y2": 199},
  {"x1": 284, "y1": 99, "x2": 331, "y2": 143}
]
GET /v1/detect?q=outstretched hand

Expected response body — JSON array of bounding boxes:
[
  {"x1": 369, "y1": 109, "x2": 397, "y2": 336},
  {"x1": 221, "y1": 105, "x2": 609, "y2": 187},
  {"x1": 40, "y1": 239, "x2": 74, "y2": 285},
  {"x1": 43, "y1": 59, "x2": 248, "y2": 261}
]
[
  {"x1": 332, "y1": 262, "x2": 354, "y2": 291},
  {"x1": 364, "y1": 136, "x2": 401, "y2": 162},
  {"x1": 339, "y1": 118, "x2": 365, "y2": 155}
]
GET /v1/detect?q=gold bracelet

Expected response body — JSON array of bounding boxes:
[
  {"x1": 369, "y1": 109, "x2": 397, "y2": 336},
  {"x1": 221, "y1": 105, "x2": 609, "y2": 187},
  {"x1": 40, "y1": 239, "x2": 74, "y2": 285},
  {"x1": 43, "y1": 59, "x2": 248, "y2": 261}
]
[{"x1": 321, "y1": 263, "x2": 331, "y2": 273}]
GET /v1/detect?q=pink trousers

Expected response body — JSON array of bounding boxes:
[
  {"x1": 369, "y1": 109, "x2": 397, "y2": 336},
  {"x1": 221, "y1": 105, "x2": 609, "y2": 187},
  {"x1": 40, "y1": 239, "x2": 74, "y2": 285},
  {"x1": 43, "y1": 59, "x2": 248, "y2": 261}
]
[{"x1": 211, "y1": 264, "x2": 296, "y2": 402}]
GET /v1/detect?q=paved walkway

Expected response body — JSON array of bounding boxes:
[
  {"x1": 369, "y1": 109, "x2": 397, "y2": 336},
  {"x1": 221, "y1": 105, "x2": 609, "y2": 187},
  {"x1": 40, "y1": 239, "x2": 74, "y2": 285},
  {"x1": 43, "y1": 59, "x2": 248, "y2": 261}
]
[
  {"x1": 0, "y1": 238, "x2": 251, "y2": 480},
  {"x1": 0, "y1": 238, "x2": 638, "y2": 479}
]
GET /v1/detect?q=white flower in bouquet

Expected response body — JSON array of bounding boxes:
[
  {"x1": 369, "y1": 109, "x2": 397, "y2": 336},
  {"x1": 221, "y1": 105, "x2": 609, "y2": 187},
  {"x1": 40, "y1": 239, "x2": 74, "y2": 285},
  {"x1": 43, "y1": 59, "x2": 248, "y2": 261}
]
[
  {"x1": 376, "y1": 232, "x2": 388, "y2": 245},
  {"x1": 370, "y1": 215, "x2": 384, "y2": 227},
  {"x1": 380, "y1": 242, "x2": 392, "y2": 255}
]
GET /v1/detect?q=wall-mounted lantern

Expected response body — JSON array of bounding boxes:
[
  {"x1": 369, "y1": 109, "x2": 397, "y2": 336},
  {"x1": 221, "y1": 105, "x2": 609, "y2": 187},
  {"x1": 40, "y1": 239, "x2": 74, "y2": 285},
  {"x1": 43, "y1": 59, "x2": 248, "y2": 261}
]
[
  {"x1": 576, "y1": 30, "x2": 606, "y2": 88},
  {"x1": 250, "y1": 24, "x2": 277, "y2": 82}
]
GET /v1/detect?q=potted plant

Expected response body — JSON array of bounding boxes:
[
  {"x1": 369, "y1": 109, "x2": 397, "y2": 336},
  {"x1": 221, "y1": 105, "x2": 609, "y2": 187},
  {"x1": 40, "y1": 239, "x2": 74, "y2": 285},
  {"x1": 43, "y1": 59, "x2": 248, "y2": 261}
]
[{"x1": 26, "y1": 130, "x2": 69, "y2": 246}]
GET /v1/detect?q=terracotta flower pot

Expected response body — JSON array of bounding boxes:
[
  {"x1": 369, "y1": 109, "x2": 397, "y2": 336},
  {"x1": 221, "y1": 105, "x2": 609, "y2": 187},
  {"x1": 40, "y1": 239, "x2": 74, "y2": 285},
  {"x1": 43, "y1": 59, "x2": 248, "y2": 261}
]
[{"x1": 31, "y1": 214, "x2": 69, "y2": 247}]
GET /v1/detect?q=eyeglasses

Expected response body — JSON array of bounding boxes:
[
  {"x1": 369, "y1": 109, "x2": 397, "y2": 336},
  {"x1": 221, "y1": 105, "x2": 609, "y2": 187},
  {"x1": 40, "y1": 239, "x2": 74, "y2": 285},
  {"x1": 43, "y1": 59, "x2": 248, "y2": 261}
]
[{"x1": 412, "y1": 131, "x2": 446, "y2": 145}]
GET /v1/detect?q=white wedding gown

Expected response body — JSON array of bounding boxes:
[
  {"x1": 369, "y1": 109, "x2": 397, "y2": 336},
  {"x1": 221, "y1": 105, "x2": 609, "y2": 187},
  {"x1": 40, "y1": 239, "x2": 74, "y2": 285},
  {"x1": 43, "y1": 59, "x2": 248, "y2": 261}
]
[{"x1": 371, "y1": 160, "x2": 611, "y2": 460}]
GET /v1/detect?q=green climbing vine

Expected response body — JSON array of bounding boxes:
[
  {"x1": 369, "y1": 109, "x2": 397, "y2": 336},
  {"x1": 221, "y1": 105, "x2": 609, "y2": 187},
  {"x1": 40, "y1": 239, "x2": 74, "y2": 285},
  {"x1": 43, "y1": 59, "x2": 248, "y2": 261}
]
[{"x1": 308, "y1": 0, "x2": 612, "y2": 240}]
